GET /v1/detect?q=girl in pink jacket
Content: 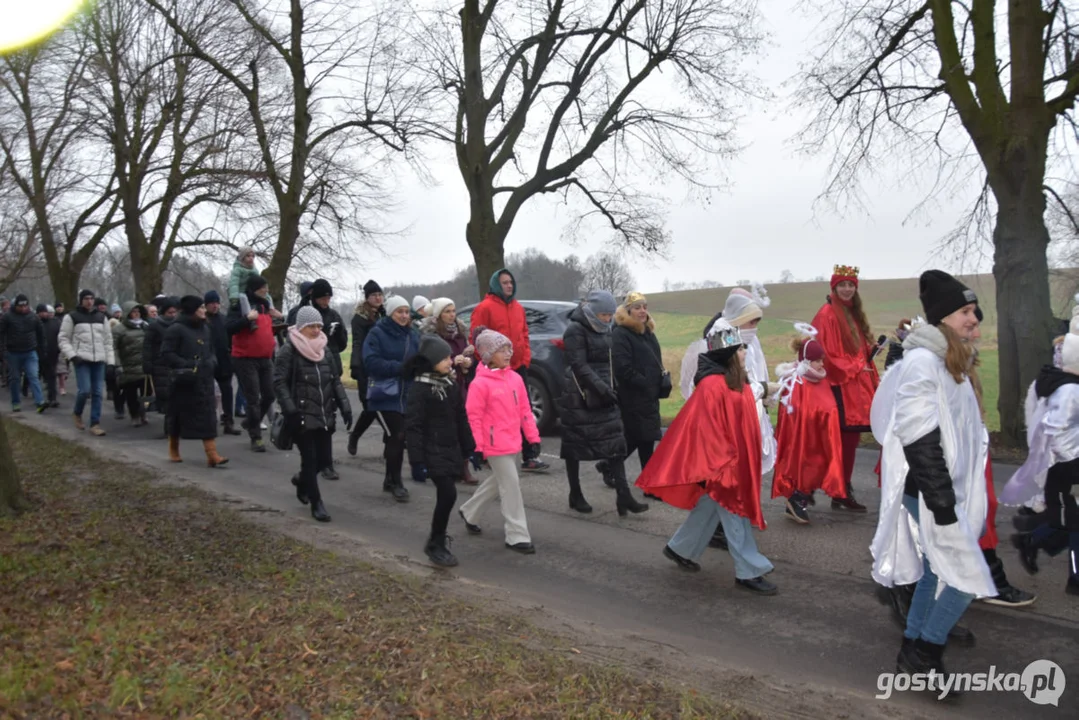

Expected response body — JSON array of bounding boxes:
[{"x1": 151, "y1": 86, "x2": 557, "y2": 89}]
[{"x1": 458, "y1": 329, "x2": 542, "y2": 554}]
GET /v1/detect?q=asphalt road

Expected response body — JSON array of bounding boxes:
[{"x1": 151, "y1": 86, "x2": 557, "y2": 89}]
[{"x1": 14, "y1": 405, "x2": 1078, "y2": 719}]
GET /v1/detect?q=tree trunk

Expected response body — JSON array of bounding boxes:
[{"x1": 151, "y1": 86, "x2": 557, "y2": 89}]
[
  {"x1": 48, "y1": 264, "x2": 82, "y2": 311},
  {"x1": 263, "y1": 207, "x2": 301, "y2": 307},
  {"x1": 467, "y1": 205, "x2": 505, "y2": 302},
  {"x1": 129, "y1": 242, "x2": 165, "y2": 301},
  {"x1": 993, "y1": 185, "x2": 1054, "y2": 447},
  {"x1": 0, "y1": 415, "x2": 31, "y2": 516}
]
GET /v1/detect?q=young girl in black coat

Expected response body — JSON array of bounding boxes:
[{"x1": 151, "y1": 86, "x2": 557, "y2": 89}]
[{"x1": 405, "y1": 335, "x2": 476, "y2": 567}]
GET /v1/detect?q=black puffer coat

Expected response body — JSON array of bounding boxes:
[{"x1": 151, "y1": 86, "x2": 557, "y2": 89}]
[
  {"x1": 557, "y1": 307, "x2": 626, "y2": 461},
  {"x1": 207, "y1": 310, "x2": 232, "y2": 379},
  {"x1": 405, "y1": 369, "x2": 476, "y2": 478},
  {"x1": 273, "y1": 337, "x2": 351, "y2": 433},
  {"x1": 161, "y1": 314, "x2": 217, "y2": 439},
  {"x1": 143, "y1": 316, "x2": 175, "y2": 403},
  {"x1": 349, "y1": 302, "x2": 383, "y2": 384},
  {"x1": 611, "y1": 306, "x2": 664, "y2": 443}
]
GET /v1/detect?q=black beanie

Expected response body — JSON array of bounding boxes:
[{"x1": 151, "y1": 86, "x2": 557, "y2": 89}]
[
  {"x1": 418, "y1": 334, "x2": 452, "y2": 367},
  {"x1": 919, "y1": 270, "x2": 978, "y2": 326},
  {"x1": 246, "y1": 274, "x2": 268, "y2": 294},
  {"x1": 310, "y1": 278, "x2": 333, "y2": 300},
  {"x1": 155, "y1": 296, "x2": 178, "y2": 313},
  {"x1": 363, "y1": 279, "x2": 383, "y2": 298},
  {"x1": 179, "y1": 295, "x2": 204, "y2": 315},
  {"x1": 35, "y1": 303, "x2": 47, "y2": 314},
  {"x1": 79, "y1": 289, "x2": 95, "y2": 302}
]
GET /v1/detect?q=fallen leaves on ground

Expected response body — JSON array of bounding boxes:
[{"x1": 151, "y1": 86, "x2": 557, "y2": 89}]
[{"x1": 0, "y1": 422, "x2": 747, "y2": 719}]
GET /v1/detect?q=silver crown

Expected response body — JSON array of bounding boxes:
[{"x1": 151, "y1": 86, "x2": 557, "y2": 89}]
[{"x1": 708, "y1": 323, "x2": 744, "y2": 351}]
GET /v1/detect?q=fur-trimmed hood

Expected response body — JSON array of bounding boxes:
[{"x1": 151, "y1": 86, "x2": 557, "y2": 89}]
[
  {"x1": 353, "y1": 300, "x2": 384, "y2": 322},
  {"x1": 614, "y1": 305, "x2": 655, "y2": 334}
]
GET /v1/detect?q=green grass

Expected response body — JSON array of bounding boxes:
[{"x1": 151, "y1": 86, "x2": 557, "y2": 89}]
[{"x1": 0, "y1": 420, "x2": 745, "y2": 719}]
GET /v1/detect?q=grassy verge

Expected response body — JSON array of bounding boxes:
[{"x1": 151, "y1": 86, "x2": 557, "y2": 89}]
[{"x1": 0, "y1": 421, "x2": 744, "y2": 719}]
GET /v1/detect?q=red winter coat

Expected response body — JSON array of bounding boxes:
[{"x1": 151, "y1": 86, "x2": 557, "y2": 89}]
[{"x1": 470, "y1": 294, "x2": 531, "y2": 369}]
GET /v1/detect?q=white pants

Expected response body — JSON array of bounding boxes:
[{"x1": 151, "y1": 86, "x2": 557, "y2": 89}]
[{"x1": 459, "y1": 454, "x2": 531, "y2": 545}]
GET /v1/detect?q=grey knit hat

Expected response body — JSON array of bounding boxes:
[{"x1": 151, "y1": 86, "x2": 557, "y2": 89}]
[{"x1": 295, "y1": 306, "x2": 323, "y2": 330}]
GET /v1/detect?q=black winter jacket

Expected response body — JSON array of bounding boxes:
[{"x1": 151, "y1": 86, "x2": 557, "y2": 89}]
[
  {"x1": 611, "y1": 307, "x2": 664, "y2": 443},
  {"x1": 273, "y1": 338, "x2": 351, "y2": 433},
  {"x1": 350, "y1": 303, "x2": 383, "y2": 382},
  {"x1": 314, "y1": 303, "x2": 348, "y2": 378},
  {"x1": 206, "y1": 311, "x2": 232, "y2": 379},
  {"x1": 161, "y1": 314, "x2": 217, "y2": 439},
  {"x1": 43, "y1": 316, "x2": 62, "y2": 368},
  {"x1": 885, "y1": 341, "x2": 904, "y2": 369},
  {"x1": 902, "y1": 430, "x2": 958, "y2": 525},
  {"x1": 143, "y1": 317, "x2": 176, "y2": 402},
  {"x1": 0, "y1": 309, "x2": 44, "y2": 356},
  {"x1": 405, "y1": 372, "x2": 475, "y2": 477},
  {"x1": 557, "y1": 307, "x2": 626, "y2": 461}
]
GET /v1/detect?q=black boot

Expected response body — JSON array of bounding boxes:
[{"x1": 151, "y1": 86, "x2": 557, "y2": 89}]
[
  {"x1": 290, "y1": 474, "x2": 309, "y2": 505},
  {"x1": 709, "y1": 526, "x2": 728, "y2": 551},
  {"x1": 310, "y1": 500, "x2": 331, "y2": 522},
  {"x1": 1012, "y1": 532, "x2": 1040, "y2": 575},
  {"x1": 877, "y1": 583, "x2": 913, "y2": 630},
  {"x1": 613, "y1": 468, "x2": 648, "y2": 516},
  {"x1": 896, "y1": 637, "x2": 960, "y2": 698},
  {"x1": 390, "y1": 467, "x2": 409, "y2": 503},
  {"x1": 425, "y1": 533, "x2": 458, "y2": 567},
  {"x1": 382, "y1": 468, "x2": 394, "y2": 493},
  {"x1": 347, "y1": 422, "x2": 362, "y2": 456},
  {"x1": 569, "y1": 491, "x2": 593, "y2": 514}
]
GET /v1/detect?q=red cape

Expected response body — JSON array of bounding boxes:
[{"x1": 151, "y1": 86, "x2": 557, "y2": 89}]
[
  {"x1": 772, "y1": 378, "x2": 846, "y2": 499},
  {"x1": 636, "y1": 374, "x2": 765, "y2": 529},
  {"x1": 811, "y1": 302, "x2": 879, "y2": 429}
]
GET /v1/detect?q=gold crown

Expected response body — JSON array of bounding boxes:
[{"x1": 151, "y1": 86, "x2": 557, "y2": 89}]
[{"x1": 833, "y1": 264, "x2": 859, "y2": 278}]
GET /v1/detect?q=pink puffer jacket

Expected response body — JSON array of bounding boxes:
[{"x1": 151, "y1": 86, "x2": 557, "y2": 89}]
[{"x1": 466, "y1": 362, "x2": 540, "y2": 457}]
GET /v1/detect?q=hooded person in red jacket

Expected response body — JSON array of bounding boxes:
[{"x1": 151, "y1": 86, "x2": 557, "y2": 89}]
[
  {"x1": 227, "y1": 274, "x2": 281, "y2": 452},
  {"x1": 468, "y1": 267, "x2": 549, "y2": 472}
]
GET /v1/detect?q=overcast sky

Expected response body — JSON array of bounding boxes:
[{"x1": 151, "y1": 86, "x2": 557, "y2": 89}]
[{"x1": 344, "y1": 0, "x2": 982, "y2": 297}]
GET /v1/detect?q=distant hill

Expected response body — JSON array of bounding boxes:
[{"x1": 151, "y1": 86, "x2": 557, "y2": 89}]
[{"x1": 647, "y1": 270, "x2": 1079, "y2": 336}]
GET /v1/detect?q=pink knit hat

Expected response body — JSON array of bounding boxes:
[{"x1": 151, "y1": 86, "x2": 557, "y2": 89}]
[{"x1": 475, "y1": 329, "x2": 512, "y2": 363}]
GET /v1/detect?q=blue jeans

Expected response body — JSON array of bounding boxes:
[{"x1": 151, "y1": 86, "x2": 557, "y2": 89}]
[
  {"x1": 668, "y1": 494, "x2": 774, "y2": 579},
  {"x1": 8, "y1": 350, "x2": 44, "y2": 407},
  {"x1": 902, "y1": 494, "x2": 975, "y2": 645},
  {"x1": 73, "y1": 361, "x2": 106, "y2": 425}
]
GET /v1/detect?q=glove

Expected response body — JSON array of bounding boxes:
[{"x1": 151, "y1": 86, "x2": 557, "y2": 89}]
[
  {"x1": 342, "y1": 411, "x2": 353, "y2": 430},
  {"x1": 931, "y1": 506, "x2": 958, "y2": 527},
  {"x1": 470, "y1": 451, "x2": 485, "y2": 471},
  {"x1": 411, "y1": 463, "x2": 427, "y2": 483}
]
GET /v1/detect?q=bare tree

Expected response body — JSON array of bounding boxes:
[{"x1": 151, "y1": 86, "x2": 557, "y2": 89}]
[
  {"x1": 798, "y1": 0, "x2": 1079, "y2": 445},
  {"x1": 82, "y1": 0, "x2": 257, "y2": 300},
  {"x1": 146, "y1": 0, "x2": 424, "y2": 302},
  {"x1": 416, "y1": 0, "x2": 762, "y2": 298},
  {"x1": 778, "y1": 269, "x2": 794, "y2": 284},
  {"x1": 583, "y1": 250, "x2": 635, "y2": 296},
  {"x1": 0, "y1": 197, "x2": 42, "y2": 294},
  {"x1": 0, "y1": 35, "x2": 122, "y2": 307}
]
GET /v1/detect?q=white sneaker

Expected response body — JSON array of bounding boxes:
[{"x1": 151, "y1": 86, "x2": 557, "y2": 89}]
[{"x1": 260, "y1": 421, "x2": 268, "y2": 430}]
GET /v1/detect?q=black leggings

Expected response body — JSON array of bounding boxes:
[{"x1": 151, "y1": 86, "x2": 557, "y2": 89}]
[
  {"x1": 430, "y1": 475, "x2": 458, "y2": 537},
  {"x1": 379, "y1": 411, "x2": 406, "y2": 481},
  {"x1": 117, "y1": 382, "x2": 143, "y2": 418},
  {"x1": 567, "y1": 457, "x2": 627, "y2": 494},
  {"x1": 626, "y1": 438, "x2": 655, "y2": 470},
  {"x1": 298, "y1": 428, "x2": 333, "y2": 505}
]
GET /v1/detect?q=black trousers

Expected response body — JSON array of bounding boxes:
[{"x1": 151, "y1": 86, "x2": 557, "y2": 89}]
[
  {"x1": 626, "y1": 437, "x2": 655, "y2": 470},
  {"x1": 515, "y1": 366, "x2": 536, "y2": 460},
  {"x1": 348, "y1": 391, "x2": 387, "y2": 443},
  {"x1": 1046, "y1": 460, "x2": 1079, "y2": 532},
  {"x1": 215, "y1": 375, "x2": 234, "y2": 423},
  {"x1": 378, "y1": 411, "x2": 406, "y2": 482},
  {"x1": 567, "y1": 457, "x2": 627, "y2": 495},
  {"x1": 430, "y1": 475, "x2": 458, "y2": 537},
  {"x1": 117, "y1": 381, "x2": 143, "y2": 418},
  {"x1": 233, "y1": 357, "x2": 274, "y2": 440},
  {"x1": 40, "y1": 361, "x2": 58, "y2": 404},
  {"x1": 298, "y1": 428, "x2": 333, "y2": 505}
]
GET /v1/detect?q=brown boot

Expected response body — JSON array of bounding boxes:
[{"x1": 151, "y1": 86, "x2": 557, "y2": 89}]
[
  {"x1": 168, "y1": 435, "x2": 182, "y2": 463},
  {"x1": 203, "y1": 439, "x2": 228, "y2": 468}
]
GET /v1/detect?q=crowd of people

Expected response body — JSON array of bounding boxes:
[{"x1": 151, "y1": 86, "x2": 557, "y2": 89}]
[{"x1": 2, "y1": 259, "x2": 1076, "y2": 695}]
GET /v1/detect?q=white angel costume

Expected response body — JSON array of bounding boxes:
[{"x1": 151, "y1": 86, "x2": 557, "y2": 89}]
[
  {"x1": 1002, "y1": 379, "x2": 1079, "y2": 507},
  {"x1": 869, "y1": 327, "x2": 995, "y2": 598}
]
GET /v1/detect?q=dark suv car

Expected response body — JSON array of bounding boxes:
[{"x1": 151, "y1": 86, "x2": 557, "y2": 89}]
[{"x1": 457, "y1": 300, "x2": 576, "y2": 434}]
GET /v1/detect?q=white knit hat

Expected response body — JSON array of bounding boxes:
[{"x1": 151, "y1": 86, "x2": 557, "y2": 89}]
[
  {"x1": 1061, "y1": 296, "x2": 1079, "y2": 374},
  {"x1": 412, "y1": 295, "x2": 430, "y2": 312},
  {"x1": 295, "y1": 306, "x2": 323, "y2": 330},
  {"x1": 429, "y1": 297, "x2": 454, "y2": 320},
  {"x1": 384, "y1": 295, "x2": 410, "y2": 316},
  {"x1": 722, "y1": 288, "x2": 761, "y2": 327}
]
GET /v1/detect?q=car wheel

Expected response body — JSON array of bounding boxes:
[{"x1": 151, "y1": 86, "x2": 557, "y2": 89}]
[{"x1": 527, "y1": 375, "x2": 554, "y2": 435}]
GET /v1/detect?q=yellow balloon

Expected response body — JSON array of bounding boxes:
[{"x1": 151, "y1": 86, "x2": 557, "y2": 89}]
[{"x1": 0, "y1": 1, "x2": 89, "y2": 54}]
